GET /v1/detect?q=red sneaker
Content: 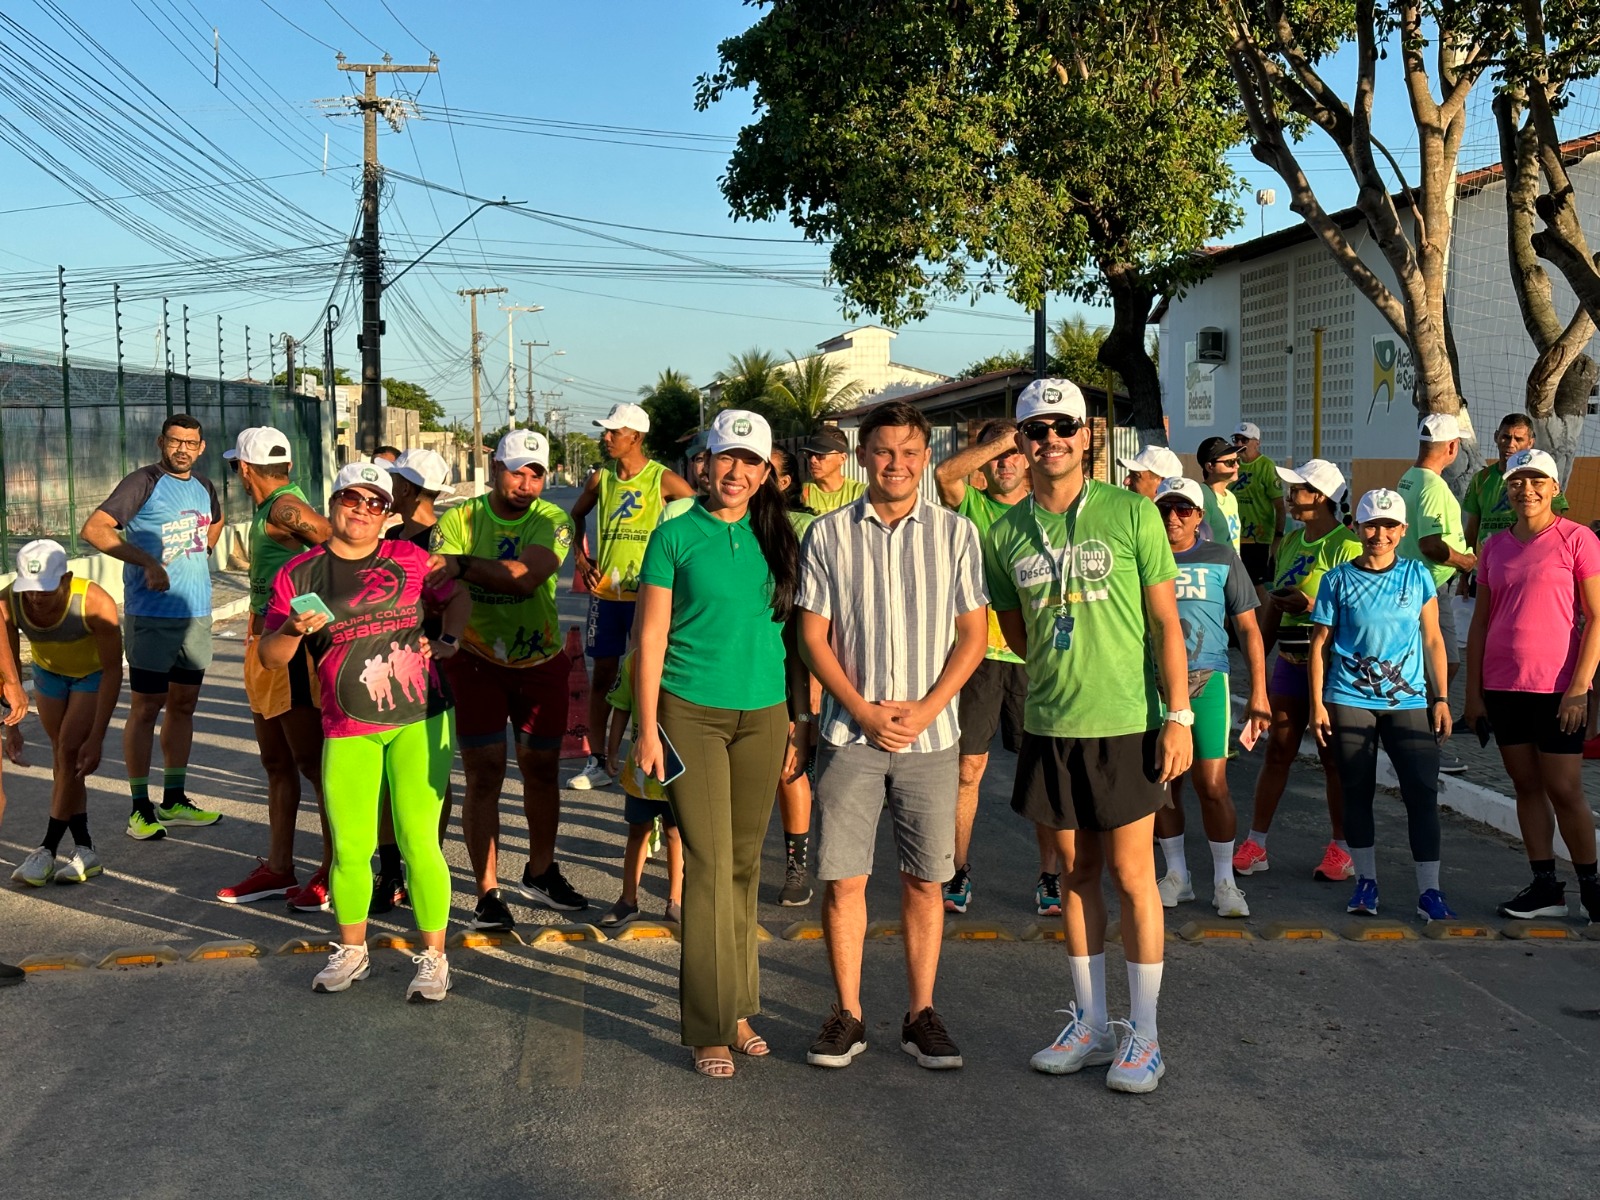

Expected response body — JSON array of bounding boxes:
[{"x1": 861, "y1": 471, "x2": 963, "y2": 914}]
[
  {"x1": 1232, "y1": 839, "x2": 1269, "y2": 876},
  {"x1": 286, "y1": 868, "x2": 331, "y2": 913},
  {"x1": 1313, "y1": 842, "x2": 1354, "y2": 881},
  {"x1": 217, "y1": 859, "x2": 297, "y2": 905}
]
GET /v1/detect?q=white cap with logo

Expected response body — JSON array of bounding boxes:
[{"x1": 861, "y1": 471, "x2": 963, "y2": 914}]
[
  {"x1": 392, "y1": 448, "x2": 454, "y2": 497},
  {"x1": 1419, "y1": 413, "x2": 1461, "y2": 442},
  {"x1": 13, "y1": 539, "x2": 69, "y2": 593},
  {"x1": 1504, "y1": 447, "x2": 1560, "y2": 481},
  {"x1": 331, "y1": 460, "x2": 394, "y2": 501},
  {"x1": 1118, "y1": 445, "x2": 1183, "y2": 478},
  {"x1": 1234, "y1": 421, "x2": 1262, "y2": 441},
  {"x1": 1153, "y1": 477, "x2": 1206, "y2": 510},
  {"x1": 594, "y1": 402, "x2": 651, "y2": 433},
  {"x1": 707, "y1": 409, "x2": 772, "y2": 460},
  {"x1": 495, "y1": 429, "x2": 550, "y2": 472},
  {"x1": 1276, "y1": 458, "x2": 1348, "y2": 502},
  {"x1": 1016, "y1": 378, "x2": 1087, "y2": 423},
  {"x1": 1355, "y1": 488, "x2": 1407, "y2": 524},
  {"x1": 222, "y1": 426, "x2": 292, "y2": 465}
]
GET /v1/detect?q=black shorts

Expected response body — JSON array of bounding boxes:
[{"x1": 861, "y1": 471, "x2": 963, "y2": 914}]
[
  {"x1": 1240, "y1": 542, "x2": 1274, "y2": 587},
  {"x1": 1483, "y1": 689, "x2": 1587, "y2": 755},
  {"x1": 1011, "y1": 729, "x2": 1170, "y2": 833},
  {"x1": 957, "y1": 658, "x2": 1028, "y2": 756}
]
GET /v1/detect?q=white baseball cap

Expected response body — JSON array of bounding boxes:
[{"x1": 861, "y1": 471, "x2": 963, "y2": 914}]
[
  {"x1": 1234, "y1": 421, "x2": 1262, "y2": 441},
  {"x1": 222, "y1": 426, "x2": 292, "y2": 466},
  {"x1": 13, "y1": 539, "x2": 69, "y2": 593},
  {"x1": 1355, "y1": 488, "x2": 1407, "y2": 524},
  {"x1": 331, "y1": 460, "x2": 393, "y2": 502},
  {"x1": 707, "y1": 409, "x2": 772, "y2": 460},
  {"x1": 1419, "y1": 413, "x2": 1461, "y2": 442},
  {"x1": 1015, "y1": 378, "x2": 1087, "y2": 423},
  {"x1": 1276, "y1": 458, "x2": 1348, "y2": 502},
  {"x1": 495, "y1": 429, "x2": 550, "y2": 473},
  {"x1": 1118, "y1": 445, "x2": 1184, "y2": 478},
  {"x1": 1153, "y1": 477, "x2": 1206, "y2": 510},
  {"x1": 391, "y1": 448, "x2": 454, "y2": 497},
  {"x1": 594, "y1": 402, "x2": 651, "y2": 433},
  {"x1": 1504, "y1": 447, "x2": 1560, "y2": 482}
]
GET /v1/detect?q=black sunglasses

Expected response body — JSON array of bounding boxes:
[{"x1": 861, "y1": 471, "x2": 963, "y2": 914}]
[
  {"x1": 1021, "y1": 418, "x2": 1084, "y2": 442},
  {"x1": 332, "y1": 489, "x2": 390, "y2": 515}
]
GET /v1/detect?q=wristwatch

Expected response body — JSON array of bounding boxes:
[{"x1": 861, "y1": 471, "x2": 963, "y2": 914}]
[
  {"x1": 438, "y1": 633, "x2": 459, "y2": 648},
  {"x1": 1164, "y1": 709, "x2": 1195, "y2": 727},
  {"x1": 794, "y1": 712, "x2": 816, "y2": 724}
]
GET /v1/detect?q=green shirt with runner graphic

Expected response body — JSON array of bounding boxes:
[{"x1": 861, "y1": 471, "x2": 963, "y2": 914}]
[
  {"x1": 433, "y1": 495, "x2": 573, "y2": 667},
  {"x1": 955, "y1": 488, "x2": 1024, "y2": 664},
  {"x1": 594, "y1": 459, "x2": 667, "y2": 601},
  {"x1": 1463, "y1": 459, "x2": 1568, "y2": 540},
  {"x1": 1229, "y1": 453, "x2": 1283, "y2": 544},
  {"x1": 1202, "y1": 483, "x2": 1241, "y2": 551},
  {"x1": 1271, "y1": 523, "x2": 1361, "y2": 654},
  {"x1": 1396, "y1": 465, "x2": 1468, "y2": 589},
  {"x1": 802, "y1": 477, "x2": 867, "y2": 516},
  {"x1": 984, "y1": 480, "x2": 1177, "y2": 739}
]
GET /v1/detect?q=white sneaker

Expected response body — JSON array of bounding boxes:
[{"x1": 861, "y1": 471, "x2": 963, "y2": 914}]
[
  {"x1": 406, "y1": 949, "x2": 452, "y2": 1003},
  {"x1": 565, "y1": 757, "x2": 610, "y2": 791},
  {"x1": 1105, "y1": 1019, "x2": 1165, "y2": 1094},
  {"x1": 1029, "y1": 1003, "x2": 1116, "y2": 1074},
  {"x1": 1212, "y1": 877, "x2": 1249, "y2": 918},
  {"x1": 11, "y1": 846, "x2": 56, "y2": 887},
  {"x1": 55, "y1": 846, "x2": 104, "y2": 884},
  {"x1": 1157, "y1": 870, "x2": 1194, "y2": 907},
  {"x1": 312, "y1": 943, "x2": 371, "y2": 993}
]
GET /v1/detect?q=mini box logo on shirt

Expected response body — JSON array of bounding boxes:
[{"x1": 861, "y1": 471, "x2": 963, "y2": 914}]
[{"x1": 1074, "y1": 541, "x2": 1114, "y2": 581}]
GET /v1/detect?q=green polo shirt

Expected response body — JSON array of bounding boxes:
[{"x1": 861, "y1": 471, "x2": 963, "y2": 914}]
[{"x1": 638, "y1": 503, "x2": 787, "y2": 711}]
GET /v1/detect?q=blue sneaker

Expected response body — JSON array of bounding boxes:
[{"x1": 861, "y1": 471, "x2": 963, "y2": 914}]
[
  {"x1": 1105, "y1": 1019, "x2": 1165, "y2": 1094},
  {"x1": 943, "y1": 866, "x2": 971, "y2": 914},
  {"x1": 1416, "y1": 889, "x2": 1457, "y2": 921},
  {"x1": 1346, "y1": 877, "x2": 1379, "y2": 915}
]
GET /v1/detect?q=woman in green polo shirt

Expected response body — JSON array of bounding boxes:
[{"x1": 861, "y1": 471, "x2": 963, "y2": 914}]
[{"x1": 633, "y1": 409, "x2": 808, "y2": 1078}]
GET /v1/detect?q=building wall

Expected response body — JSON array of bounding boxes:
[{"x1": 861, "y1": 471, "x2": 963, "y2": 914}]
[{"x1": 804, "y1": 326, "x2": 949, "y2": 402}]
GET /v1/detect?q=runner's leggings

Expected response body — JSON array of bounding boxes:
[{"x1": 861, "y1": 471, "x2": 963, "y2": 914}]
[
  {"x1": 1327, "y1": 703, "x2": 1440, "y2": 859},
  {"x1": 322, "y1": 712, "x2": 454, "y2": 931}
]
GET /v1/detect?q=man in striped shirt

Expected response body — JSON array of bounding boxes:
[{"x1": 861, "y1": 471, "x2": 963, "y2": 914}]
[{"x1": 797, "y1": 400, "x2": 989, "y2": 1072}]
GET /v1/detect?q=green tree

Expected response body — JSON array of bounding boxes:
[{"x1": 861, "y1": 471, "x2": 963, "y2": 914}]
[
  {"x1": 383, "y1": 378, "x2": 446, "y2": 432},
  {"x1": 638, "y1": 368, "x2": 703, "y2": 460},
  {"x1": 769, "y1": 354, "x2": 865, "y2": 436},
  {"x1": 697, "y1": 2, "x2": 1243, "y2": 439},
  {"x1": 274, "y1": 365, "x2": 352, "y2": 389},
  {"x1": 959, "y1": 349, "x2": 1032, "y2": 379},
  {"x1": 714, "y1": 349, "x2": 784, "y2": 418}
]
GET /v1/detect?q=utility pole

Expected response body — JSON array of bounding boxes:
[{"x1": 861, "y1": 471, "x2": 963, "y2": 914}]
[
  {"x1": 459, "y1": 286, "x2": 507, "y2": 484},
  {"x1": 334, "y1": 52, "x2": 437, "y2": 459},
  {"x1": 500, "y1": 304, "x2": 542, "y2": 429}
]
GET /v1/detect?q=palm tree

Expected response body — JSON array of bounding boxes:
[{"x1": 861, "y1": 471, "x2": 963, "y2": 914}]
[
  {"x1": 769, "y1": 353, "x2": 865, "y2": 436},
  {"x1": 716, "y1": 349, "x2": 785, "y2": 416},
  {"x1": 637, "y1": 368, "x2": 701, "y2": 459}
]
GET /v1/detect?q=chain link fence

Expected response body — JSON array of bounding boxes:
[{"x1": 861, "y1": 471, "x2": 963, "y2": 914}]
[{"x1": 0, "y1": 347, "x2": 325, "y2": 563}]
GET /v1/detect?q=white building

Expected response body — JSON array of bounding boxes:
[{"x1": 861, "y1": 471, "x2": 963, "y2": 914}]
[{"x1": 802, "y1": 324, "x2": 950, "y2": 400}]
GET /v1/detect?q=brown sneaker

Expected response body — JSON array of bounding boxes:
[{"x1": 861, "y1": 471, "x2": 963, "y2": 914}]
[
  {"x1": 806, "y1": 1004, "x2": 867, "y2": 1068},
  {"x1": 901, "y1": 1006, "x2": 963, "y2": 1069}
]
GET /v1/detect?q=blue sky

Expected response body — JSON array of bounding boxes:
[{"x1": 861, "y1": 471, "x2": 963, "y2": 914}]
[{"x1": 0, "y1": 1, "x2": 1500, "y2": 427}]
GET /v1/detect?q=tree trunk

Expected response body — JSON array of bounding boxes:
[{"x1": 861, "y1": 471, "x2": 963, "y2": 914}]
[{"x1": 1096, "y1": 261, "x2": 1163, "y2": 438}]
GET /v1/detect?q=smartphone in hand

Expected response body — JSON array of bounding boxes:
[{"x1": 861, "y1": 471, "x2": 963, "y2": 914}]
[{"x1": 290, "y1": 593, "x2": 336, "y2": 622}]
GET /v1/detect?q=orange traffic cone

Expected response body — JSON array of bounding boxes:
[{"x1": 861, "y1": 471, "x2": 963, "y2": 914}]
[
  {"x1": 571, "y1": 534, "x2": 592, "y2": 595},
  {"x1": 562, "y1": 625, "x2": 592, "y2": 760}
]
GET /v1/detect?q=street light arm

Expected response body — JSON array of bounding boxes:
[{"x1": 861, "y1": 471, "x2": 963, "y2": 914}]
[{"x1": 383, "y1": 200, "x2": 524, "y2": 293}]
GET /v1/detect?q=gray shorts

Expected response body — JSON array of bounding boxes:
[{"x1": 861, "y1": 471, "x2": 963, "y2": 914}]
[
  {"x1": 127, "y1": 614, "x2": 213, "y2": 691},
  {"x1": 812, "y1": 743, "x2": 958, "y2": 883},
  {"x1": 1434, "y1": 582, "x2": 1459, "y2": 666}
]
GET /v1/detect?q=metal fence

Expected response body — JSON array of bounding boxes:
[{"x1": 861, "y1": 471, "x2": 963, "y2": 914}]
[{"x1": 0, "y1": 348, "x2": 325, "y2": 562}]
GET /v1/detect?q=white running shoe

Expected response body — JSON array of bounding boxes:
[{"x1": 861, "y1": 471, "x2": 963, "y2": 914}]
[
  {"x1": 406, "y1": 949, "x2": 452, "y2": 1003},
  {"x1": 1105, "y1": 1019, "x2": 1166, "y2": 1094},
  {"x1": 312, "y1": 943, "x2": 371, "y2": 993},
  {"x1": 565, "y1": 757, "x2": 610, "y2": 791},
  {"x1": 1212, "y1": 877, "x2": 1249, "y2": 917},
  {"x1": 55, "y1": 846, "x2": 104, "y2": 884},
  {"x1": 11, "y1": 846, "x2": 56, "y2": 887},
  {"x1": 1029, "y1": 1003, "x2": 1116, "y2": 1075},
  {"x1": 1156, "y1": 870, "x2": 1194, "y2": 908}
]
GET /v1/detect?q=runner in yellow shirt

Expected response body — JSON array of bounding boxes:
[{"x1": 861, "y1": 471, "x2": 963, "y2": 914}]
[{"x1": 800, "y1": 426, "x2": 868, "y2": 514}]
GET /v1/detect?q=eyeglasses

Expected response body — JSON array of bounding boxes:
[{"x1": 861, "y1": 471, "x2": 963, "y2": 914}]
[
  {"x1": 164, "y1": 436, "x2": 202, "y2": 450},
  {"x1": 1208, "y1": 456, "x2": 1240, "y2": 469},
  {"x1": 804, "y1": 449, "x2": 840, "y2": 459},
  {"x1": 1020, "y1": 419, "x2": 1084, "y2": 442},
  {"x1": 332, "y1": 489, "x2": 390, "y2": 515},
  {"x1": 1231, "y1": 434, "x2": 1250, "y2": 444}
]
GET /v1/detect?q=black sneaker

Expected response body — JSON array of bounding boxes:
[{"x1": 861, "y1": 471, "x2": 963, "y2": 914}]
[
  {"x1": 1497, "y1": 876, "x2": 1568, "y2": 920},
  {"x1": 597, "y1": 898, "x2": 639, "y2": 928},
  {"x1": 1036, "y1": 871, "x2": 1062, "y2": 916},
  {"x1": 469, "y1": 888, "x2": 516, "y2": 932},
  {"x1": 901, "y1": 1006, "x2": 963, "y2": 1069},
  {"x1": 520, "y1": 863, "x2": 588, "y2": 912},
  {"x1": 369, "y1": 872, "x2": 407, "y2": 916},
  {"x1": 943, "y1": 866, "x2": 971, "y2": 914},
  {"x1": 1580, "y1": 876, "x2": 1600, "y2": 924},
  {"x1": 806, "y1": 1004, "x2": 867, "y2": 1068},
  {"x1": 0, "y1": 960, "x2": 24, "y2": 987},
  {"x1": 778, "y1": 858, "x2": 813, "y2": 907}
]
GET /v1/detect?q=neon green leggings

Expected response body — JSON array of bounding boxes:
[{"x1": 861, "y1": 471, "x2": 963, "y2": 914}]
[{"x1": 322, "y1": 712, "x2": 454, "y2": 932}]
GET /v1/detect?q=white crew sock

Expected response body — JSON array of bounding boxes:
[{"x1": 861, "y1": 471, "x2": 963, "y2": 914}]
[
  {"x1": 1247, "y1": 829, "x2": 1269, "y2": 849},
  {"x1": 1067, "y1": 952, "x2": 1107, "y2": 1032},
  {"x1": 1127, "y1": 960, "x2": 1164, "y2": 1042},
  {"x1": 1415, "y1": 860, "x2": 1441, "y2": 893},
  {"x1": 1158, "y1": 835, "x2": 1188, "y2": 881},
  {"x1": 1351, "y1": 845, "x2": 1378, "y2": 880},
  {"x1": 1209, "y1": 841, "x2": 1235, "y2": 886}
]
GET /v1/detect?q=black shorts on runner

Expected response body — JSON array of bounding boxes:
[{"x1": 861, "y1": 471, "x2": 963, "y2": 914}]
[
  {"x1": 1011, "y1": 729, "x2": 1169, "y2": 833},
  {"x1": 958, "y1": 658, "x2": 1028, "y2": 756},
  {"x1": 1239, "y1": 542, "x2": 1274, "y2": 587},
  {"x1": 1483, "y1": 689, "x2": 1587, "y2": 756}
]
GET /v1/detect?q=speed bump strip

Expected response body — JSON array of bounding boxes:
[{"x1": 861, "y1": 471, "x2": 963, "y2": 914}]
[
  {"x1": 945, "y1": 922, "x2": 1015, "y2": 941},
  {"x1": 447, "y1": 929, "x2": 525, "y2": 949},
  {"x1": 525, "y1": 924, "x2": 607, "y2": 946},
  {"x1": 1020, "y1": 923, "x2": 1066, "y2": 941},
  {"x1": 1501, "y1": 922, "x2": 1579, "y2": 941},
  {"x1": 755, "y1": 923, "x2": 774, "y2": 942},
  {"x1": 17, "y1": 952, "x2": 95, "y2": 972},
  {"x1": 783, "y1": 921, "x2": 824, "y2": 940},
  {"x1": 1420, "y1": 921, "x2": 1499, "y2": 941},
  {"x1": 1260, "y1": 922, "x2": 1336, "y2": 941},
  {"x1": 98, "y1": 945, "x2": 181, "y2": 969},
  {"x1": 865, "y1": 920, "x2": 903, "y2": 939},
  {"x1": 1582, "y1": 925, "x2": 1600, "y2": 942},
  {"x1": 1177, "y1": 920, "x2": 1254, "y2": 942},
  {"x1": 277, "y1": 937, "x2": 335, "y2": 955},
  {"x1": 609, "y1": 922, "x2": 677, "y2": 941},
  {"x1": 186, "y1": 940, "x2": 263, "y2": 961},
  {"x1": 368, "y1": 933, "x2": 422, "y2": 952},
  {"x1": 1340, "y1": 921, "x2": 1416, "y2": 942}
]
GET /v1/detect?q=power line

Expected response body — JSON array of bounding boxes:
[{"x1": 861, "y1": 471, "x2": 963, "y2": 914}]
[{"x1": 255, "y1": 0, "x2": 338, "y2": 51}]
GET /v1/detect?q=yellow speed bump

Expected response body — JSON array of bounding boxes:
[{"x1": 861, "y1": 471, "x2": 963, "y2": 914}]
[
  {"x1": 276, "y1": 937, "x2": 335, "y2": 956},
  {"x1": 1177, "y1": 920, "x2": 1255, "y2": 942},
  {"x1": 609, "y1": 921, "x2": 677, "y2": 942},
  {"x1": 944, "y1": 921, "x2": 1015, "y2": 942},
  {"x1": 186, "y1": 940, "x2": 263, "y2": 962},
  {"x1": 98, "y1": 945, "x2": 181, "y2": 969},
  {"x1": 1420, "y1": 921, "x2": 1499, "y2": 941},
  {"x1": 1581, "y1": 925, "x2": 1600, "y2": 942},
  {"x1": 525, "y1": 924, "x2": 607, "y2": 946},
  {"x1": 755, "y1": 923, "x2": 774, "y2": 942},
  {"x1": 782, "y1": 921, "x2": 825, "y2": 941},
  {"x1": 1260, "y1": 921, "x2": 1335, "y2": 942},
  {"x1": 447, "y1": 929, "x2": 525, "y2": 950},
  {"x1": 17, "y1": 952, "x2": 95, "y2": 973},
  {"x1": 1339, "y1": 921, "x2": 1417, "y2": 942},
  {"x1": 865, "y1": 920, "x2": 903, "y2": 940},
  {"x1": 1501, "y1": 922, "x2": 1579, "y2": 941},
  {"x1": 1020, "y1": 923, "x2": 1066, "y2": 942},
  {"x1": 367, "y1": 933, "x2": 423, "y2": 952}
]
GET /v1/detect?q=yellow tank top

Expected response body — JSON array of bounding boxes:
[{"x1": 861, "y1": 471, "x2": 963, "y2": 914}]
[{"x1": 8, "y1": 576, "x2": 101, "y2": 679}]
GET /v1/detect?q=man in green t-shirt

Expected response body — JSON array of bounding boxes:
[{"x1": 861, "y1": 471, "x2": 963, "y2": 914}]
[
  {"x1": 1463, "y1": 411, "x2": 1569, "y2": 553},
  {"x1": 1196, "y1": 436, "x2": 1241, "y2": 551},
  {"x1": 1229, "y1": 422, "x2": 1285, "y2": 595},
  {"x1": 934, "y1": 418, "x2": 1061, "y2": 919},
  {"x1": 984, "y1": 378, "x2": 1191, "y2": 1094},
  {"x1": 430, "y1": 429, "x2": 584, "y2": 934},
  {"x1": 800, "y1": 425, "x2": 868, "y2": 514}
]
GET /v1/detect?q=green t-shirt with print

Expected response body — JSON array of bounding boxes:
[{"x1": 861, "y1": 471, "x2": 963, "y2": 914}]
[
  {"x1": 984, "y1": 480, "x2": 1177, "y2": 738},
  {"x1": 1271, "y1": 523, "x2": 1361, "y2": 656},
  {"x1": 802, "y1": 478, "x2": 867, "y2": 515},
  {"x1": 1463, "y1": 460, "x2": 1568, "y2": 539},
  {"x1": 956, "y1": 487, "x2": 1024, "y2": 664},
  {"x1": 1202, "y1": 484, "x2": 1241, "y2": 551},
  {"x1": 1230, "y1": 453, "x2": 1283, "y2": 544},
  {"x1": 433, "y1": 495, "x2": 573, "y2": 667},
  {"x1": 1396, "y1": 465, "x2": 1467, "y2": 589}
]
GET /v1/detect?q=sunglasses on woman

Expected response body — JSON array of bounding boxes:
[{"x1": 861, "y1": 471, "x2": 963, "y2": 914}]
[
  {"x1": 332, "y1": 489, "x2": 390, "y2": 515},
  {"x1": 1020, "y1": 418, "x2": 1085, "y2": 442}
]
